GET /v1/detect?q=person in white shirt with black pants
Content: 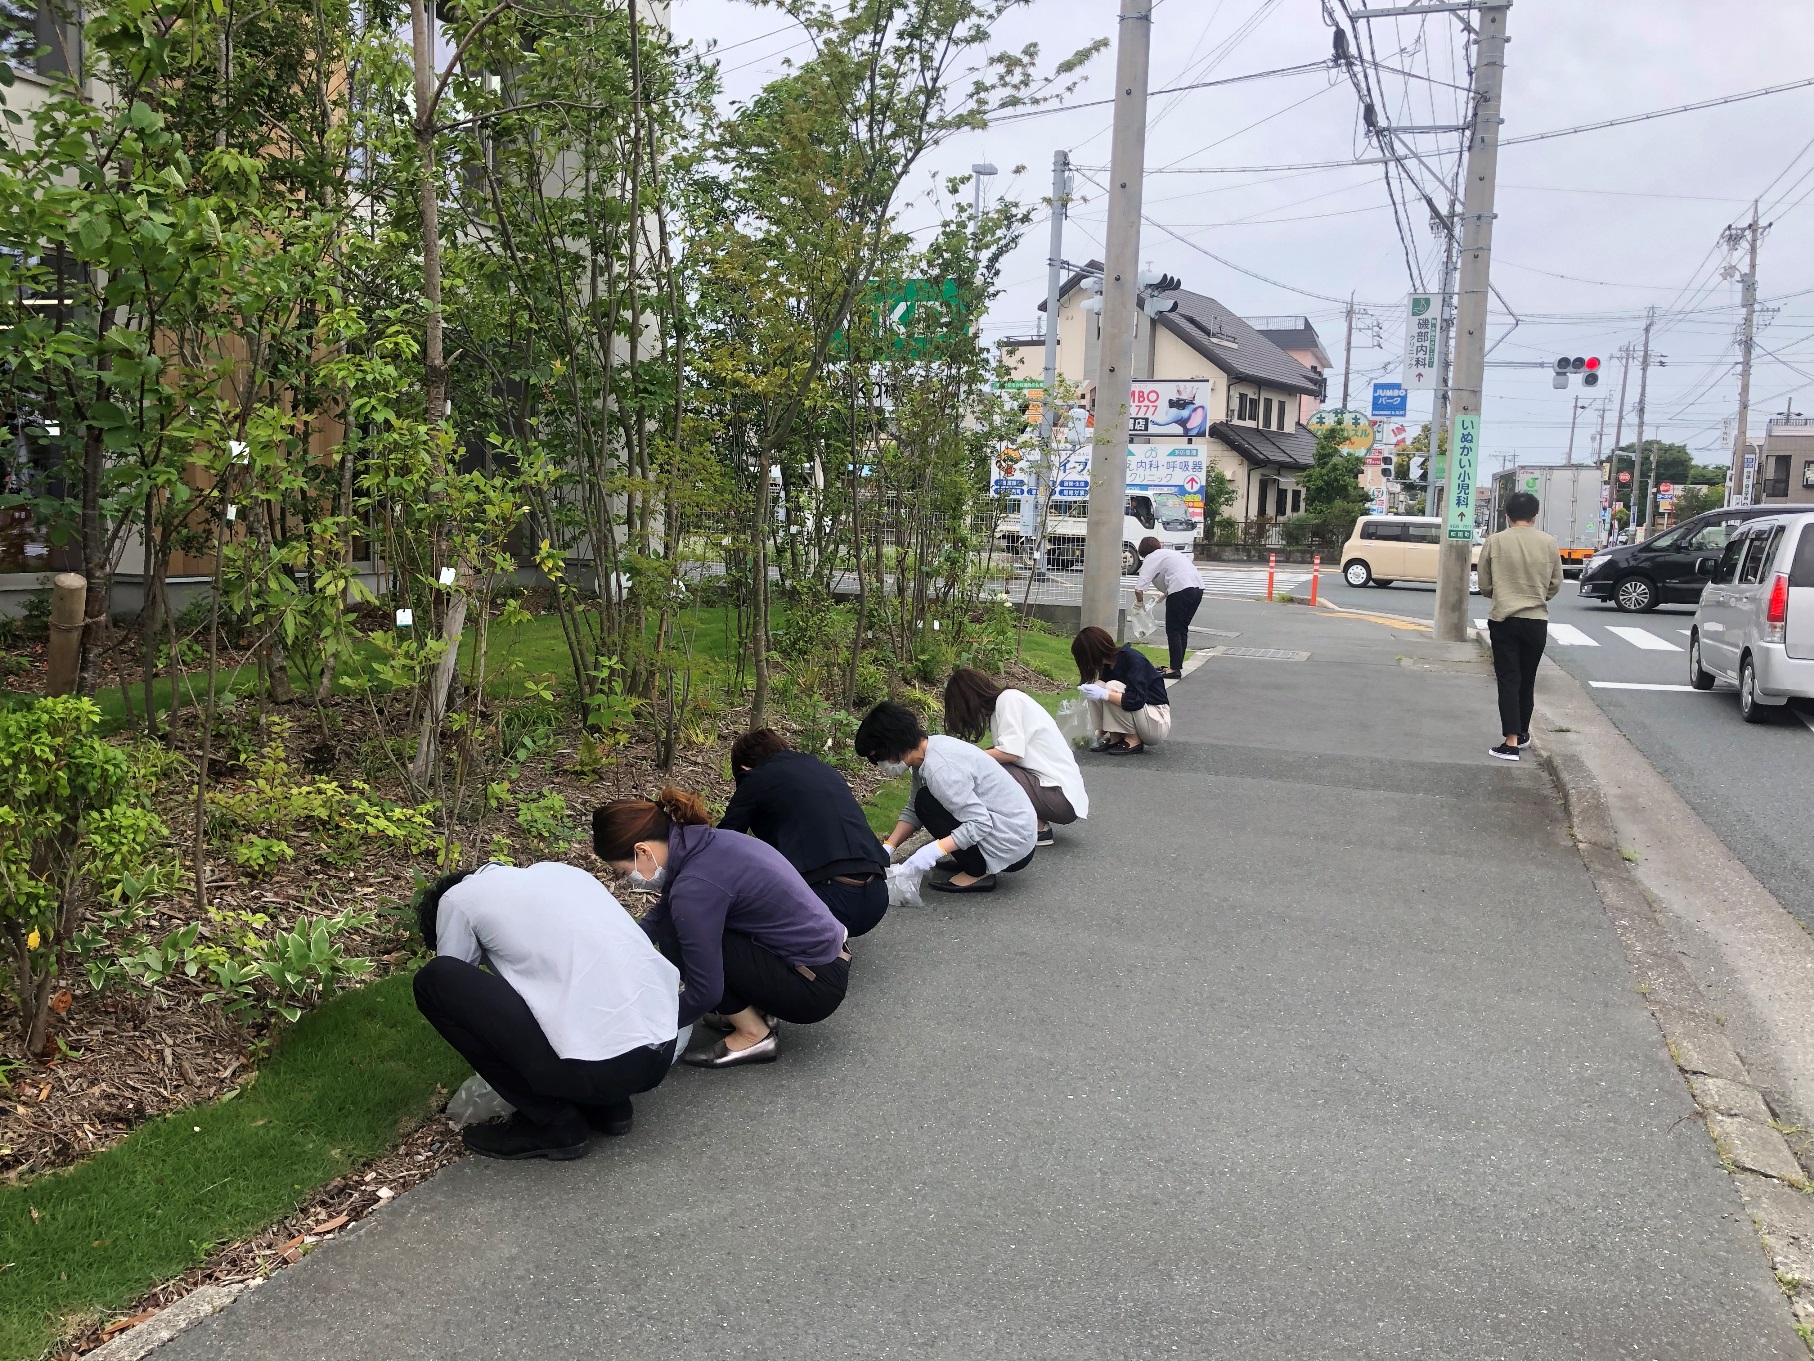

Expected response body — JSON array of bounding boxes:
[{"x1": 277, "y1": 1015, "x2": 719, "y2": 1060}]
[{"x1": 1132, "y1": 536, "x2": 1203, "y2": 679}]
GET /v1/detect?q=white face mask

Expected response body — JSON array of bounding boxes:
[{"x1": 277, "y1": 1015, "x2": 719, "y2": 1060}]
[
  {"x1": 628, "y1": 848, "x2": 666, "y2": 891},
  {"x1": 877, "y1": 759, "x2": 909, "y2": 778}
]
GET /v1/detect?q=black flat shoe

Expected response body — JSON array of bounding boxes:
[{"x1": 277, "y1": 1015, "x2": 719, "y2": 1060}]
[
  {"x1": 462, "y1": 1113, "x2": 589, "y2": 1161},
  {"x1": 926, "y1": 872, "x2": 997, "y2": 893},
  {"x1": 1089, "y1": 738, "x2": 1129, "y2": 753},
  {"x1": 1100, "y1": 741, "x2": 1147, "y2": 755},
  {"x1": 579, "y1": 1099, "x2": 634, "y2": 1137},
  {"x1": 1158, "y1": 668, "x2": 1184, "y2": 679},
  {"x1": 683, "y1": 1028, "x2": 780, "y2": 1068}
]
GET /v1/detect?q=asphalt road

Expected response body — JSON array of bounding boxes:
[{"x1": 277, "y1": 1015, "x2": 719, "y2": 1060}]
[
  {"x1": 160, "y1": 600, "x2": 1801, "y2": 1360},
  {"x1": 1312, "y1": 571, "x2": 1814, "y2": 937}
]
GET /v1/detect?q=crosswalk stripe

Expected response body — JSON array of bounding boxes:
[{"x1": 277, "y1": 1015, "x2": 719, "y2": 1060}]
[
  {"x1": 1590, "y1": 681, "x2": 1704, "y2": 692},
  {"x1": 1606, "y1": 625, "x2": 1682, "y2": 652},
  {"x1": 1548, "y1": 623, "x2": 1599, "y2": 647}
]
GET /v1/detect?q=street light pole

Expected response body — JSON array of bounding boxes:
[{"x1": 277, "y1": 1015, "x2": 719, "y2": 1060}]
[
  {"x1": 1725, "y1": 200, "x2": 1764, "y2": 504},
  {"x1": 971, "y1": 162, "x2": 998, "y2": 219},
  {"x1": 1635, "y1": 308, "x2": 1655, "y2": 533},
  {"x1": 1432, "y1": 0, "x2": 1511, "y2": 644},
  {"x1": 1081, "y1": 0, "x2": 1153, "y2": 633}
]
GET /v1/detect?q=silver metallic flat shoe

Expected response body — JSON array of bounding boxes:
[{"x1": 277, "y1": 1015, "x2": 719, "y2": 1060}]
[{"x1": 682, "y1": 1028, "x2": 780, "y2": 1068}]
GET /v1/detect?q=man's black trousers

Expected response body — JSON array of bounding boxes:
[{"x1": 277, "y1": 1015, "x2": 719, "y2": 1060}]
[
  {"x1": 414, "y1": 957, "x2": 672, "y2": 1135},
  {"x1": 913, "y1": 785, "x2": 1034, "y2": 879},
  {"x1": 1164, "y1": 586, "x2": 1204, "y2": 672},
  {"x1": 1487, "y1": 615, "x2": 1548, "y2": 740}
]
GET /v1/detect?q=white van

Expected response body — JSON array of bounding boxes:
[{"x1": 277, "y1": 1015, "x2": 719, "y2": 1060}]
[
  {"x1": 995, "y1": 492, "x2": 1195, "y2": 575},
  {"x1": 1687, "y1": 510, "x2": 1814, "y2": 722}
]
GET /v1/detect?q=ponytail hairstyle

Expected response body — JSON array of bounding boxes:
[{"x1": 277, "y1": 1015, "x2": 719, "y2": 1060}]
[
  {"x1": 942, "y1": 667, "x2": 1004, "y2": 742},
  {"x1": 592, "y1": 786, "x2": 711, "y2": 862},
  {"x1": 1071, "y1": 625, "x2": 1119, "y2": 683}
]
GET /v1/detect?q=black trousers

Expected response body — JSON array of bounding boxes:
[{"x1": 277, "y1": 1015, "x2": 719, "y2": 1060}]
[
  {"x1": 913, "y1": 785, "x2": 1035, "y2": 879},
  {"x1": 717, "y1": 929, "x2": 849, "y2": 1023},
  {"x1": 414, "y1": 957, "x2": 673, "y2": 1135},
  {"x1": 811, "y1": 875, "x2": 888, "y2": 937},
  {"x1": 1487, "y1": 616, "x2": 1548, "y2": 739},
  {"x1": 1164, "y1": 586, "x2": 1204, "y2": 672}
]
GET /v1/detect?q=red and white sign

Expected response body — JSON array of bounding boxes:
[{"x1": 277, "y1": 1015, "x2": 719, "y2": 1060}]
[{"x1": 1659, "y1": 481, "x2": 1673, "y2": 494}]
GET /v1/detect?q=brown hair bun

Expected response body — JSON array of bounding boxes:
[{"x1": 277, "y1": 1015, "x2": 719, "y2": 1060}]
[{"x1": 653, "y1": 786, "x2": 710, "y2": 827}]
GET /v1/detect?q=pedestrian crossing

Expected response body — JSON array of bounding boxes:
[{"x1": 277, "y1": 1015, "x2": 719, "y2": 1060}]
[
  {"x1": 1472, "y1": 618, "x2": 1688, "y2": 652},
  {"x1": 1191, "y1": 567, "x2": 1312, "y2": 598}
]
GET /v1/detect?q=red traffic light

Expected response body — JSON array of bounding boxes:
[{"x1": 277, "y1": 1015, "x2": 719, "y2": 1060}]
[{"x1": 1583, "y1": 356, "x2": 1601, "y2": 372}]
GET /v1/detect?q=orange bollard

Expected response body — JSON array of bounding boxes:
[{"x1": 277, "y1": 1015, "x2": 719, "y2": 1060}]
[
  {"x1": 1266, "y1": 552, "x2": 1276, "y2": 601},
  {"x1": 1310, "y1": 554, "x2": 1321, "y2": 606}
]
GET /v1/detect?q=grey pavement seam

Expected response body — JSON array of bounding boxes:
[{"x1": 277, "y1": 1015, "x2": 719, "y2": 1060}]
[{"x1": 1481, "y1": 634, "x2": 1814, "y2": 1350}]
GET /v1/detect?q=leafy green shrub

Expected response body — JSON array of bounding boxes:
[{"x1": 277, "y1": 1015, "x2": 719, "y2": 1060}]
[
  {"x1": 233, "y1": 837, "x2": 294, "y2": 876},
  {"x1": 514, "y1": 791, "x2": 574, "y2": 844},
  {"x1": 0, "y1": 698, "x2": 172, "y2": 1054}
]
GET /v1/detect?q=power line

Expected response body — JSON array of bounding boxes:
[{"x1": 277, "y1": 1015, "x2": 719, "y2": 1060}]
[{"x1": 987, "y1": 59, "x2": 1330, "y2": 126}]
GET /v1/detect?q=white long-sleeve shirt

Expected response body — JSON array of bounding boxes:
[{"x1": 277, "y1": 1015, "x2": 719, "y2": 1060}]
[
  {"x1": 899, "y1": 735, "x2": 1038, "y2": 873},
  {"x1": 435, "y1": 862, "x2": 679, "y2": 1061},
  {"x1": 1135, "y1": 546, "x2": 1202, "y2": 596},
  {"x1": 990, "y1": 688, "x2": 1088, "y2": 819}
]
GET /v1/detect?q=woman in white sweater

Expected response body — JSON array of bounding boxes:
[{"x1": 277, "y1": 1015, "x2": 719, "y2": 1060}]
[{"x1": 942, "y1": 667, "x2": 1088, "y2": 847}]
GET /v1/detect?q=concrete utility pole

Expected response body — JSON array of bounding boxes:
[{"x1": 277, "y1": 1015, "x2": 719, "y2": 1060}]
[
  {"x1": 1564, "y1": 398, "x2": 1584, "y2": 464},
  {"x1": 1608, "y1": 343, "x2": 1631, "y2": 539},
  {"x1": 1341, "y1": 293, "x2": 1356, "y2": 410},
  {"x1": 1031, "y1": 150, "x2": 1072, "y2": 571},
  {"x1": 1635, "y1": 307, "x2": 1655, "y2": 533},
  {"x1": 1081, "y1": 0, "x2": 1153, "y2": 634},
  {"x1": 1724, "y1": 200, "x2": 1765, "y2": 504},
  {"x1": 1427, "y1": 211, "x2": 1460, "y2": 519},
  {"x1": 1431, "y1": 0, "x2": 1511, "y2": 644}
]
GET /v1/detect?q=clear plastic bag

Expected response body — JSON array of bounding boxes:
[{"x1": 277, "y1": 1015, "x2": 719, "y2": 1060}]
[
  {"x1": 1129, "y1": 600, "x2": 1159, "y2": 640},
  {"x1": 887, "y1": 863, "x2": 926, "y2": 909},
  {"x1": 1055, "y1": 697, "x2": 1094, "y2": 748},
  {"x1": 445, "y1": 1073, "x2": 514, "y2": 1128}
]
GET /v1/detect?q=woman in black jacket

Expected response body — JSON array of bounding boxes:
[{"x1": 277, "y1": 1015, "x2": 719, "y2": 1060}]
[
  {"x1": 1071, "y1": 625, "x2": 1172, "y2": 754},
  {"x1": 718, "y1": 728, "x2": 891, "y2": 935}
]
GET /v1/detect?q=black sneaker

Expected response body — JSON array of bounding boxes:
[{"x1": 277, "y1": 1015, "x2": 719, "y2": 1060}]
[
  {"x1": 579, "y1": 1099, "x2": 634, "y2": 1137},
  {"x1": 462, "y1": 1112, "x2": 589, "y2": 1161},
  {"x1": 1518, "y1": 732, "x2": 1532, "y2": 748},
  {"x1": 1035, "y1": 825, "x2": 1055, "y2": 848},
  {"x1": 1489, "y1": 743, "x2": 1520, "y2": 762}
]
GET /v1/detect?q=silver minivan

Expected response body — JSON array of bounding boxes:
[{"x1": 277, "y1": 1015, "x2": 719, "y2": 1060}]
[{"x1": 1687, "y1": 511, "x2": 1814, "y2": 722}]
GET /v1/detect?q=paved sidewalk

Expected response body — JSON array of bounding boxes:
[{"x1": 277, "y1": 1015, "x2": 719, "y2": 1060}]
[{"x1": 164, "y1": 599, "x2": 1802, "y2": 1360}]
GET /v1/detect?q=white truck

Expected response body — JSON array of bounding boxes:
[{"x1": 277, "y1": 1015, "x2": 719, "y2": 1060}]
[
  {"x1": 992, "y1": 445, "x2": 1201, "y2": 574},
  {"x1": 1489, "y1": 463, "x2": 1605, "y2": 575}
]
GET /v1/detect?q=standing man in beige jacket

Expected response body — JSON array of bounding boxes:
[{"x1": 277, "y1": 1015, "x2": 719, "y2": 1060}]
[{"x1": 1477, "y1": 491, "x2": 1564, "y2": 761}]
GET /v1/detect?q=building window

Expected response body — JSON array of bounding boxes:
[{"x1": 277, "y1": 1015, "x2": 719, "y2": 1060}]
[
  {"x1": 1763, "y1": 455, "x2": 1790, "y2": 498},
  {"x1": 1802, "y1": 460, "x2": 1814, "y2": 489},
  {"x1": 1262, "y1": 397, "x2": 1274, "y2": 428},
  {"x1": 1290, "y1": 488, "x2": 1302, "y2": 514}
]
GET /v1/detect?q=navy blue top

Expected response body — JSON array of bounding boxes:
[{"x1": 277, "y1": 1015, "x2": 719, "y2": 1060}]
[
  {"x1": 1105, "y1": 645, "x2": 1169, "y2": 711},
  {"x1": 641, "y1": 824, "x2": 848, "y2": 1026},
  {"x1": 719, "y1": 749, "x2": 888, "y2": 881}
]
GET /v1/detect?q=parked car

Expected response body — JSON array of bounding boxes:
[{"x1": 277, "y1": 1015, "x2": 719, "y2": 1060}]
[
  {"x1": 1339, "y1": 515, "x2": 1480, "y2": 589},
  {"x1": 1577, "y1": 506, "x2": 1814, "y2": 612},
  {"x1": 994, "y1": 493, "x2": 1194, "y2": 574},
  {"x1": 1687, "y1": 513, "x2": 1814, "y2": 722}
]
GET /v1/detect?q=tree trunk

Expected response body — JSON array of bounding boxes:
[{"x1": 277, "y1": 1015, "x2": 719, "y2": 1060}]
[{"x1": 77, "y1": 422, "x2": 107, "y2": 696}]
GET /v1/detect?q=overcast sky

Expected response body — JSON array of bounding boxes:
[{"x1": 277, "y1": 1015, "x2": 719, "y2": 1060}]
[{"x1": 672, "y1": 0, "x2": 1814, "y2": 476}]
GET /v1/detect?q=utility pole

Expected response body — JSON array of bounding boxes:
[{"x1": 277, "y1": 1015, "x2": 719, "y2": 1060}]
[
  {"x1": 1635, "y1": 307, "x2": 1654, "y2": 533},
  {"x1": 1431, "y1": 0, "x2": 1510, "y2": 645},
  {"x1": 1341, "y1": 293, "x2": 1356, "y2": 409},
  {"x1": 1564, "y1": 397, "x2": 1583, "y2": 464},
  {"x1": 1608, "y1": 343, "x2": 1631, "y2": 540},
  {"x1": 1081, "y1": 0, "x2": 1153, "y2": 633},
  {"x1": 1031, "y1": 150, "x2": 1071, "y2": 577},
  {"x1": 1427, "y1": 215, "x2": 1460, "y2": 519},
  {"x1": 1724, "y1": 200, "x2": 1765, "y2": 504}
]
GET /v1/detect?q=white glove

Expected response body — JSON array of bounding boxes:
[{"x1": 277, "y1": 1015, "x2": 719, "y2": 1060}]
[
  {"x1": 902, "y1": 840, "x2": 945, "y2": 874},
  {"x1": 1078, "y1": 681, "x2": 1110, "y2": 702}
]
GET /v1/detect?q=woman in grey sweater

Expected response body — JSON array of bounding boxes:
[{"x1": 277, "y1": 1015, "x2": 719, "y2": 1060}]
[{"x1": 854, "y1": 701, "x2": 1038, "y2": 895}]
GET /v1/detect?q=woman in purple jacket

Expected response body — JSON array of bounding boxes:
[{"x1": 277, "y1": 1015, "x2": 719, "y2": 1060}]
[{"x1": 594, "y1": 788, "x2": 851, "y2": 1071}]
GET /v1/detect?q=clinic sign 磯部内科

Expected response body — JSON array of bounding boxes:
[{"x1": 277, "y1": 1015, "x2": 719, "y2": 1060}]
[
  {"x1": 1404, "y1": 293, "x2": 1439, "y2": 390},
  {"x1": 1128, "y1": 381, "x2": 1210, "y2": 438},
  {"x1": 1447, "y1": 414, "x2": 1480, "y2": 541}
]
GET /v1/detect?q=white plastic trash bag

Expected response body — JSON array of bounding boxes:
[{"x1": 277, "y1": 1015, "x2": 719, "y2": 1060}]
[
  {"x1": 887, "y1": 863, "x2": 926, "y2": 909},
  {"x1": 1055, "y1": 697, "x2": 1093, "y2": 748},
  {"x1": 445, "y1": 1073, "x2": 514, "y2": 1128},
  {"x1": 672, "y1": 1024, "x2": 692, "y2": 1066},
  {"x1": 1129, "y1": 600, "x2": 1159, "y2": 640}
]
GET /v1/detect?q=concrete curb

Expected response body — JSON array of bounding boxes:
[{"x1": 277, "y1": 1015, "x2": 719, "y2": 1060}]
[
  {"x1": 1474, "y1": 633, "x2": 1814, "y2": 1347},
  {"x1": 84, "y1": 1283, "x2": 252, "y2": 1361}
]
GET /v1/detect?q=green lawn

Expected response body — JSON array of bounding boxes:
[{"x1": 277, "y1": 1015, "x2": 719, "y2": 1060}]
[{"x1": 0, "y1": 972, "x2": 469, "y2": 1361}]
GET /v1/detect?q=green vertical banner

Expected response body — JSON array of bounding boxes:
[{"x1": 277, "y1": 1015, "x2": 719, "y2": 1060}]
[{"x1": 1447, "y1": 413, "x2": 1480, "y2": 541}]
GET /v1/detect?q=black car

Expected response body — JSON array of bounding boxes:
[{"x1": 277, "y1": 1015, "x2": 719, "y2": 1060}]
[{"x1": 1578, "y1": 504, "x2": 1814, "y2": 611}]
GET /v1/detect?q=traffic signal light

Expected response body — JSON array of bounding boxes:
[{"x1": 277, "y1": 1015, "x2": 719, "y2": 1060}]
[{"x1": 1553, "y1": 356, "x2": 1602, "y2": 388}]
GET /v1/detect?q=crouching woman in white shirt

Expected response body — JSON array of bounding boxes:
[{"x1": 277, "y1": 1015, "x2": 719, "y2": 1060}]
[
  {"x1": 942, "y1": 667, "x2": 1088, "y2": 848},
  {"x1": 413, "y1": 862, "x2": 681, "y2": 1162}
]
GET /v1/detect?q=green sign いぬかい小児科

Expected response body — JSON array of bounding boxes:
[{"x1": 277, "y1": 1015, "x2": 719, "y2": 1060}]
[{"x1": 1447, "y1": 413, "x2": 1480, "y2": 540}]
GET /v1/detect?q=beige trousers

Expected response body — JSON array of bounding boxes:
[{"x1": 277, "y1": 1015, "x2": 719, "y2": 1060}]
[{"x1": 1089, "y1": 698, "x2": 1171, "y2": 745}]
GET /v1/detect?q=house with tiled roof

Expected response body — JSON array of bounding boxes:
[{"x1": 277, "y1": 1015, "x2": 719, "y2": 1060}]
[{"x1": 997, "y1": 266, "x2": 1328, "y2": 524}]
